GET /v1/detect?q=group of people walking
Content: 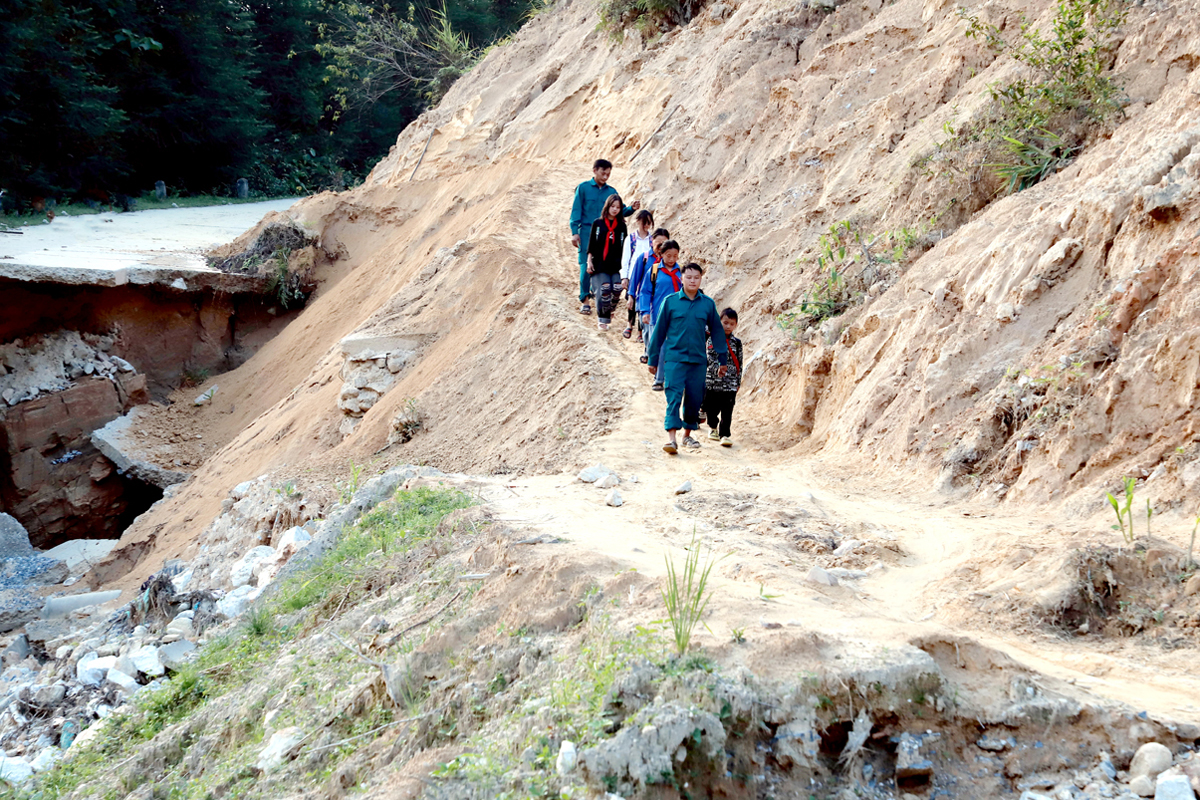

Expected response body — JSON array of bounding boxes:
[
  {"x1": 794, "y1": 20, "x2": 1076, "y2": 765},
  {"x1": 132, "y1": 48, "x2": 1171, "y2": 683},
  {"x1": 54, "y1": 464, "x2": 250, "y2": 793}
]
[{"x1": 570, "y1": 159, "x2": 745, "y2": 454}]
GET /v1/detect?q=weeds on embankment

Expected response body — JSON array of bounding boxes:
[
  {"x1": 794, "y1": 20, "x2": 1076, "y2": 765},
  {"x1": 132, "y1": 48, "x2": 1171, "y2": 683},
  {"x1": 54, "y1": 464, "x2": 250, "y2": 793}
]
[{"x1": 22, "y1": 486, "x2": 471, "y2": 800}]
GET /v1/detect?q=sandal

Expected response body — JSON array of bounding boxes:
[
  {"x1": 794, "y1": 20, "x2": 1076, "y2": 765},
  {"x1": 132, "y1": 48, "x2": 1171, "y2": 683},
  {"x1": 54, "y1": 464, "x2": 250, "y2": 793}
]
[
  {"x1": 622, "y1": 327, "x2": 632, "y2": 339},
  {"x1": 682, "y1": 436, "x2": 701, "y2": 449},
  {"x1": 580, "y1": 304, "x2": 592, "y2": 315},
  {"x1": 663, "y1": 441, "x2": 678, "y2": 455},
  {"x1": 639, "y1": 355, "x2": 648, "y2": 364},
  {"x1": 598, "y1": 322, "x2": 609, "y2": 331}
]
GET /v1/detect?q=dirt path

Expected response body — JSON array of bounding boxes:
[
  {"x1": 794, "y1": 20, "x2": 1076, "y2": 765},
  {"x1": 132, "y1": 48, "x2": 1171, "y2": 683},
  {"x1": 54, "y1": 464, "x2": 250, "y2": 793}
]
[{"x1": 471, "y1": 245, "x2": 1200, "y2": 726}]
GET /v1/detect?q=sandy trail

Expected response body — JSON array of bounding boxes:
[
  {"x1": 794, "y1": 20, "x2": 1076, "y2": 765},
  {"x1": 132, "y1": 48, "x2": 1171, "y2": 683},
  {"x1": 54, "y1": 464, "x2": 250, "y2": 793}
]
[{"x1": 468, "y1": 230, "x2": 1200, "y2": 725}]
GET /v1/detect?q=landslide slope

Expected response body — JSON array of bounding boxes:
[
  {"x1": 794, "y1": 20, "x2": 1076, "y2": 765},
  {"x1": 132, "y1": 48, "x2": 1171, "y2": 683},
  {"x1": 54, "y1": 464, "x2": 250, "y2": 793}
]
[{"x1": 98, "y1": 0, "x2": 1200, "y2": 587}]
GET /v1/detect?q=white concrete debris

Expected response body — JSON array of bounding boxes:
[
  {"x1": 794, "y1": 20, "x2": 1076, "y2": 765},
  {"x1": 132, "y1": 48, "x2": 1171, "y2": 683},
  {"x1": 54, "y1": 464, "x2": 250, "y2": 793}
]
[
  {"x1": 229, "y1": 545, "x2": 277, "y2": 589},
  {"x1": 130, "y1": 644, "x2": 165, "y2": 677},
  {"x1": 257, "y1": 727, "x2": 305, "y2": 772},
  {"x1": 578, "y1": 464, "x2": 613, "y2": 483},
  {"x1": 556, "y1": 740, "x2": 578, "y2": 775}
]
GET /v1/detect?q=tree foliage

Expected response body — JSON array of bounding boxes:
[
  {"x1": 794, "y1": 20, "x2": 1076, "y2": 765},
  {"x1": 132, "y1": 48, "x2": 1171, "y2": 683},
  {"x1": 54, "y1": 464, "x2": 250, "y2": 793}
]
[{"x1": 0, "y1": 0, "x2": 534, "y2": 205}]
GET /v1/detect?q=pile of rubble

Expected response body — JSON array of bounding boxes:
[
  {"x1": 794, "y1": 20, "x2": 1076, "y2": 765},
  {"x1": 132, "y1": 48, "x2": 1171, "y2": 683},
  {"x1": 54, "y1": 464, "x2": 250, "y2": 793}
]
[{"x1": 0, "y1": 331, "x2": 137, "y2": 407}]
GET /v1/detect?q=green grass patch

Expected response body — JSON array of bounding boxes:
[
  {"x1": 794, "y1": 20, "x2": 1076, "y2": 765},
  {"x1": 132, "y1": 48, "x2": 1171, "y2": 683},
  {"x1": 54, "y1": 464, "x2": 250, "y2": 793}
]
[{"x1": 276, "y1": 486, "x2": 472, "y2": 613}]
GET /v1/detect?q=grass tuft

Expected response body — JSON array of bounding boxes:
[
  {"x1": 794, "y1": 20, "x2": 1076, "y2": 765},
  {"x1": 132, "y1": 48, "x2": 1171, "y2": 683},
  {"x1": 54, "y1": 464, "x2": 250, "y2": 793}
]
[{"x1": 661, "y1": 531, "x2": 718, "y2": 657}]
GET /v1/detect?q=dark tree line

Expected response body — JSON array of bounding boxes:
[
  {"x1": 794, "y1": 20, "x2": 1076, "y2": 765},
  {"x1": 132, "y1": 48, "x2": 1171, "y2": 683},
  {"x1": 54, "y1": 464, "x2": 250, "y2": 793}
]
[{"x1": 0, "y1": 0, "x2": 534, "y2": 205}]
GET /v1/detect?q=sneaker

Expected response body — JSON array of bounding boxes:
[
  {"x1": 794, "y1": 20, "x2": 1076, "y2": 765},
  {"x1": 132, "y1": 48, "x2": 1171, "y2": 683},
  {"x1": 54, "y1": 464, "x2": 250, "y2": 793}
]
[
  {"x1": 720, "y1": 436, "x2": 733, "y2": 447},
  {"x1": 682, "y1": 436, "x2": 701, "y2": 449},
  {"x1": 663, "y1": 441, "x2": 678, "y2": 455},
  {"x1": 652, "y1": 383, "x2": 664, "y2": 392},
  {"x1": 598, "y1": 322, "x2": 609, "y2": 331},
  {"x1": 708, "y1": 429, "x2": 720, "y2": 441}
]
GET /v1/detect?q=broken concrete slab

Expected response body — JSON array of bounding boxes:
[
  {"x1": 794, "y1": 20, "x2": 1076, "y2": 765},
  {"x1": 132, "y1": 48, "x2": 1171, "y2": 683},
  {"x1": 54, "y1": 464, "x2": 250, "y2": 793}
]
[
  {"x1": 42, "y1": 539, "x2": 119, "y2": 574},
  {"x1": 91, "y1": 410, "x2": 189, "y2": 489}
]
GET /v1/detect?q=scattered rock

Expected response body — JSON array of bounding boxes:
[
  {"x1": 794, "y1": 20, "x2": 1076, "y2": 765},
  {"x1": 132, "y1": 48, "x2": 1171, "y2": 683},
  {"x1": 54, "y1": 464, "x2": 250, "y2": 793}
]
[
  {"x1": 360, "y1": 615, "x2": 389, "y2": 634},
  {"x1": 578, "y1": 702, "x2": 725, "y2": 794},
  {"x1": 76, "y1": 652, "x2": 115, "y2": 686},
  {"x1": 606, "y1": 489, "x2": 623, "y2": 507},
  {"x1": 1184, "y1": 574, "x2": 1200, "y2": 597},
  {"x1": 130, "y1": 644, "x2": 165, "y2": 677},
  {"x1": 216, "y1": 585, "x2": 256, "y2": 618},
  {"x1": 0, "y1": 755, "x2": 33, "y2": 784},
  {"x1": 596, "y1": 474, "x2": 620, "y2": 489},
  {"x1": 28, "y1": 748, "x2": 59, "y2": 773},
  {"x1": 976, "y1": 733, "x2": 1013, "y2": 752},
  {"x1": 42, "y1": 590, "x2": 122, "y2": 619},
  {"x1": 165, "y1": 615, "x2": 195, "y2": 640},
  {"x1": 257, "y1": 727, "x2": 304, "y2": 772},
  {"x1": 159, "y1": 639, "x2": 197, "y2": 670},
  {"x1": 1155, "y1": 772, "x2": 1197, "y2": 800},
  {"x1": 2, "y1": 635, "x2": 30, "y2": 665},
  {"x1": 578, "y1": 465, "x2": 612, "y2": 483},
  {"x1": 806, "y1": 566, "x2": 838, "y2": 587},
  {"x1": 556, "y1": 740, "x2": 577, "y2": 775},
  {"x1": 106, "y1": 668, "x2": 140, "y2": 697},
  {"x1": 895, "y1": 732, "x2": 933, "y2": 784},
  {"x1": 1131, "y1": 775, "x2": 1156, "y2": 797},
  {"x1": 1131, "y1": 743, "x2": 1174, "y2": 782},
  {"x1": 674, "y1": 481, "x2": 692, "y2": 495},
  {"x1": 833, "y1": 539, "x2": 861, "y2": 557},
  {"x1": 32, "y1": 683, "x2": 66, "y2": 708},
  {"x1": 229, "y1": 545, "x2": 276, "y2": 588}
]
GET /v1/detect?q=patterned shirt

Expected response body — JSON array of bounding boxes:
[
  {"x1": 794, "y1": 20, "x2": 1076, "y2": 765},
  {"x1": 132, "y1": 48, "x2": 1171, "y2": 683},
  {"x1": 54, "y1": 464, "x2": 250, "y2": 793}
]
[{"x1": 706, "y1": 333, "x2": 743, "y2": 391}]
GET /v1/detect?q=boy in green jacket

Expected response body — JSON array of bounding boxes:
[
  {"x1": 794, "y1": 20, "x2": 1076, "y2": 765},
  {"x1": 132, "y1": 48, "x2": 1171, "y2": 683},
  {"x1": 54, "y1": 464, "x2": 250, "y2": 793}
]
[
  {"x1": 646, "y1": 262, "x2": 728, "y2": 454},
  {"x1": 569, "y1": 159, "x2": 639, "y2": 315}
]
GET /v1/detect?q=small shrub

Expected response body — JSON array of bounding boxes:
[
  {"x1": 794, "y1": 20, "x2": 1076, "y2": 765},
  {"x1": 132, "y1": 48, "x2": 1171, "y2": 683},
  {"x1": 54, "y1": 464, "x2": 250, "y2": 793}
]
[
  {"x1": 661, "y1": 531, "x2": 717, "y2": 656},
  {"x1": 956, "y1": 0, "x2": 1127, "y2": 192},
  {"x1": 180, "y1": 366, "x2": 210, "y2": 388},
  {"x1": 243, "y1": 606, "x2": 276, "y2": 638},
  {"x1": 1105, "y1": 476, "x2": 1136, "y2": 544},
  {"x1": 598, "y1": 0, "x2": 708, "y2": 40}
]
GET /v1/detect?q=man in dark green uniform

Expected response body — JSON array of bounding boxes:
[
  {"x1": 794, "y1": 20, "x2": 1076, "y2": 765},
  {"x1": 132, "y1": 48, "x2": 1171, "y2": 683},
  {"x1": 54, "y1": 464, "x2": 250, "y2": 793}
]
[
  {"x1": 569, "y1": 159, "x2": 639, "y2": 315},
  {"x1": 646, "y1": 262, "x2": 728, "y2": 454}
]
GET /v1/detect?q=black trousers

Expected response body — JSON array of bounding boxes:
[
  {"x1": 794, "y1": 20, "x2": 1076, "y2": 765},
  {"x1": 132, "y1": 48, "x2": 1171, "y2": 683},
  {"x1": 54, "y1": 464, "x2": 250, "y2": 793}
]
[{"x1": 703, "y1": 389, "x2": 737, "y2": 438}]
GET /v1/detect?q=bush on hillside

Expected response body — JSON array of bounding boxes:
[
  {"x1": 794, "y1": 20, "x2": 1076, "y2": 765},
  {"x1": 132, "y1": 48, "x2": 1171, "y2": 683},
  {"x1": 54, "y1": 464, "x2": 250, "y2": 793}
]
[
  {"x1": 598, "y1": 0, "x2": 709, "y2": 39},
  {"x1": 956, "y1": 0, "x2": 1127, "y2": 193}
]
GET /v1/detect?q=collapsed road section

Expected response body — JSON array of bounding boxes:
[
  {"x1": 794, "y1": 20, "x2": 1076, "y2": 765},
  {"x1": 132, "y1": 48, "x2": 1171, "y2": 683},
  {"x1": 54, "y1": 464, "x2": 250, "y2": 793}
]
[{"x1": 0, "y1": 202, "x2": 317, "y2": 551}]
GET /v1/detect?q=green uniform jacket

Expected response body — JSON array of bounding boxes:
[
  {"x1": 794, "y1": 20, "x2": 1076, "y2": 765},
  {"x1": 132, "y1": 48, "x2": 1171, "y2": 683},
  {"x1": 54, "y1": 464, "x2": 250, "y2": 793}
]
[
  {"x1": 569, "y1": 178, "x2": 633, "y2": 237},
  {"x1": 647, "y1": 290, "x2": 729, "y2": 369}
]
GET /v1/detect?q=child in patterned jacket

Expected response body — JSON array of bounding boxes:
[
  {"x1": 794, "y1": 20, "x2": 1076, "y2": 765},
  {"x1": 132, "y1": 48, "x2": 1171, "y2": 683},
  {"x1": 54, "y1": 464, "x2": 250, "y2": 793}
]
[{"x1": 703, "y1": 308, "x2": 743, "y2": 446}]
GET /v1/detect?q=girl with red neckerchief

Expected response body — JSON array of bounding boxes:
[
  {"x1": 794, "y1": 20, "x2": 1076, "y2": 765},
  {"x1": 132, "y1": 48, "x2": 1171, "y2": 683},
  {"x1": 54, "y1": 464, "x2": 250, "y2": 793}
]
[{"x1": 586, "y1": 194, "x2": 628, "y2": 331}]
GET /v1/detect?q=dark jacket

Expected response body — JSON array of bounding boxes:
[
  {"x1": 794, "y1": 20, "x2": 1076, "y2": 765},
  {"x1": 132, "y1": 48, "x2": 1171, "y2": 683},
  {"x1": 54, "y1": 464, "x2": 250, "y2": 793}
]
[
  {"x1": 706, "y1": 333, "x2": 743, "y2": 391},
  {"x1": 586, "y1": 216, "x2": 627, "y2": 276},
  {"x1": 647, "y1": 290, "x2": 729, "y2": 369}
]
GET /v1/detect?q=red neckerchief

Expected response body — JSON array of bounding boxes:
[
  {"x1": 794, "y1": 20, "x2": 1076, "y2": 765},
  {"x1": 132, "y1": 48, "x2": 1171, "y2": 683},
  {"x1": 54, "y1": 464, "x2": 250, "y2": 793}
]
[
  {"x1": 660, "y1": 265, "x2": 680, "y2": 291},
  {"x1": 601, "y1": 216, "x2": 618, "y2": 261},
  {"x1": 710, "y1": 331, "x2": 740, "y2": 373}
]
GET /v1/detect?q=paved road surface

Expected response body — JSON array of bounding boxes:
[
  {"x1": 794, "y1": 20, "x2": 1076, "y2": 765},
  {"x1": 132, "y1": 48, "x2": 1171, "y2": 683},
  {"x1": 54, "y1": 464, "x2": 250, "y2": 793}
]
[{"x1": 0, "y1": 199, "x2": 297, "y2": 279}]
